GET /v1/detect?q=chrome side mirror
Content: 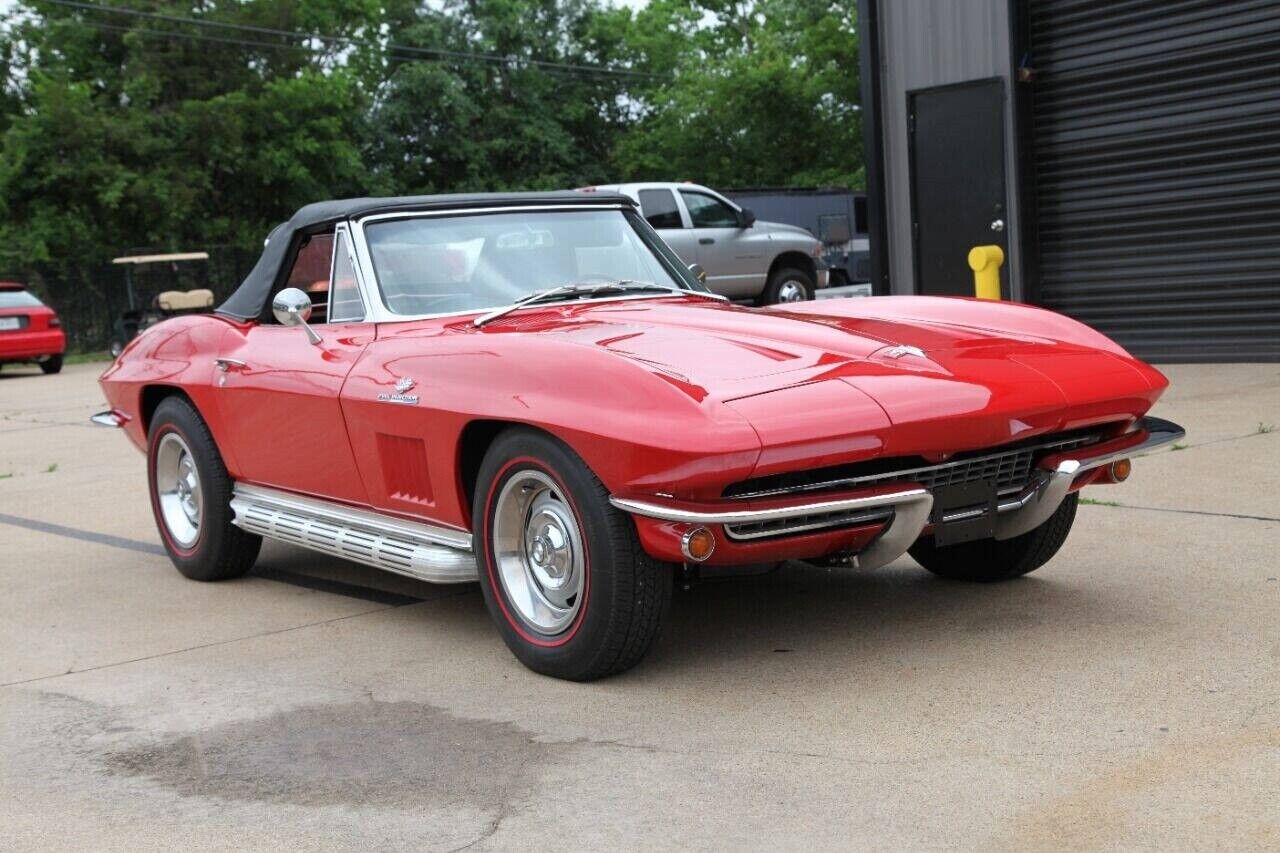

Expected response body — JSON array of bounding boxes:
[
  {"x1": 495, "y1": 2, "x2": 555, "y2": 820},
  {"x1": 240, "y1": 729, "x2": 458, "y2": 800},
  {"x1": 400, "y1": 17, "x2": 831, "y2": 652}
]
[
  {"x1": 688, "y1": 263, "x2": 708, "y2": 284},
  {"x1": 272, "y1": 287, "x2": 322, "y2": 345}
]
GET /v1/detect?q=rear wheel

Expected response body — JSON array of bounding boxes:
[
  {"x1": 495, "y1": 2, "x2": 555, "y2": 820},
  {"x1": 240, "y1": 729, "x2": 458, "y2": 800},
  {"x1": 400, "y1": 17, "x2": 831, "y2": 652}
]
[
  {"x1": 909, "y1": 493, "x2": 1078, "y2": 582},
  {"x1": 39, "y1": 355, "x2": 62, "y2": 374},
  {"x1": 759, "y1": 266, "x2": 815, "y2": 305},
  {"x1": 473, "y1": 428, "x2": 672, "y2": 681},
  {"x1": 148, "y1": 396, "x2": 260, "y2": 581}
]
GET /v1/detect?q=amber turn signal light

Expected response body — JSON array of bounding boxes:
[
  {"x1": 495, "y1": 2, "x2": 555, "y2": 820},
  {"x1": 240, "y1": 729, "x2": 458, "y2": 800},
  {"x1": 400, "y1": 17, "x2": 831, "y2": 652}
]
[
  {"x1": 1109, "y1": 458, "x2": 1132, "y2": 482},
  {"x1": 681, "y1": 527, "x2": 716, "y2": 563}
]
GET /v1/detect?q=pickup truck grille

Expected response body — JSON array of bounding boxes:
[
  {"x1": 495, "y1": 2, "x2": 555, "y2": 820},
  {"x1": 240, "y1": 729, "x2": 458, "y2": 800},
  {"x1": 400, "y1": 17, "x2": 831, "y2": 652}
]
[{"x1": 723, "y1": 428, "x2": 1106, "y2": 502}]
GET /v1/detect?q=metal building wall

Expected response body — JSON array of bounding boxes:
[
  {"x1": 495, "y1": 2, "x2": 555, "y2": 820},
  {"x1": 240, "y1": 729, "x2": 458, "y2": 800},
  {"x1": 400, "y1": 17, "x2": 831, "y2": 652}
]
[
  {"x1": 876, "y1": 0, "x2": 1024, "y2": 297},
  {"x1": 1027, "y1": 0, "x2": 1280, "y2": 362}
]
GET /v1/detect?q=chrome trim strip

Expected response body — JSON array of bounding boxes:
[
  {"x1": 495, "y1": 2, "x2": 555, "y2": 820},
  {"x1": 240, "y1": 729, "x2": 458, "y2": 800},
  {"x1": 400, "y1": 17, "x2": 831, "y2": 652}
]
[
  {"x1": 724, "y1": 507, "x2": 892, "y2": 541},
  {"x1": 356, "y1": 203, "x2": 628, "y2": 225},
  {"x1": 609, "y1": 487, "x2": 929, "y2": 526},
  {"x1": 90, "y1": 410, "x2": 124, "y2": 428},
  {"x1": 230, "y1": 483, "x2": 477, "y2": 584},
  {"x1": 611, "y1": 487, "x2": 933, "y2": 568}
]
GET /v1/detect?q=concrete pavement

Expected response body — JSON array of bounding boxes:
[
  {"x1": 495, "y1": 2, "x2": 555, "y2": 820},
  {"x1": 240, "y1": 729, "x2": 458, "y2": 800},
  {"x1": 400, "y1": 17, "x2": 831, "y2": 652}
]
[{"x1": 0, "y1": 360, "x2": 1277, "y2": 850}]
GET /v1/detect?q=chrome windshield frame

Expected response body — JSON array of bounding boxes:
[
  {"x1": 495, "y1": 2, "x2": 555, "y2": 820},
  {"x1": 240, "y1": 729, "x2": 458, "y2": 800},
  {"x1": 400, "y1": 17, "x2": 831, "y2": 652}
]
[{"x1": 348, "y1": 203, "x2": 712, "y2": 325}]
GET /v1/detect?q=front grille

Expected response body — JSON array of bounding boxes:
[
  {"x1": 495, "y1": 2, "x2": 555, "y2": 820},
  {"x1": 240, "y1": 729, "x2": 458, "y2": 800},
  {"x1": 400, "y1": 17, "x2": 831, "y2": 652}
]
[{"x1": 724, "y1": 428, "x2": 1107, "y2": 501}]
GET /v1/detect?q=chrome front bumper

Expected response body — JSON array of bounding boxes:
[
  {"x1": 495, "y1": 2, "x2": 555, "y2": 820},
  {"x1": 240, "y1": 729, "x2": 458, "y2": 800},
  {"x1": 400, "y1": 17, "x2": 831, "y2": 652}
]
[{"x1": 611, "y1": 416, "x2": 1185, "y2": 567}]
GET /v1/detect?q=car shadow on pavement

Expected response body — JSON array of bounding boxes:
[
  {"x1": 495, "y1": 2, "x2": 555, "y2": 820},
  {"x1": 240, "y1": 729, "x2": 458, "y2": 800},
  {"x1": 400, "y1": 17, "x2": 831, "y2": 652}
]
[{"x1": 251, "y1": 544, "x2": 1130, "y2": 684}]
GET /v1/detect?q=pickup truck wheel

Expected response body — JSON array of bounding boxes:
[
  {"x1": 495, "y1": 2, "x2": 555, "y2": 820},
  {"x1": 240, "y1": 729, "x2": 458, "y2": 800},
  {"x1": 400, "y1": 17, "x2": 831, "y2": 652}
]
[
  {"x1": 908, "y1": 493, "x2": 1078, "y2": 582},
  {"x1": 39, "y1": 355, "x2": 62, "y2": 375},
  {"x1": 474, "y1": 429, "x2": 673, "y2": 681},
  {"x1": 760, "y1": 266, "x2": 815, "y2": 305},
  {"x1": 148, "y1": 396, "x2": 261, "y2": 581}
]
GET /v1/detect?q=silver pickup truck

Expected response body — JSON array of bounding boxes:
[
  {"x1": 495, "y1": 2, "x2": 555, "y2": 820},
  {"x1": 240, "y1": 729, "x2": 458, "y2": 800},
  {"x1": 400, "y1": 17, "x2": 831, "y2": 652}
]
[{"x1": 585, "y1": 182, "x2": 829, "y2": 304}]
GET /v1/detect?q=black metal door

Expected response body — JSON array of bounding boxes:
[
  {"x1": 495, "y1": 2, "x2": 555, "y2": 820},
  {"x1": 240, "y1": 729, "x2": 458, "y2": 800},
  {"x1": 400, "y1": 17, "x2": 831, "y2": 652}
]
[{"x1": 909, "y1": 79, "x2": 1008, "y2": 296}]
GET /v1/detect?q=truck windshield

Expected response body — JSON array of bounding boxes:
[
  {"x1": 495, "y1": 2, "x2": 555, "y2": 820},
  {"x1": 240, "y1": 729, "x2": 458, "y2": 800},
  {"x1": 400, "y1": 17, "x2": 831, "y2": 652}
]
[{"x1": 362, "y1": 209, "x2": 690, "y2": 316}]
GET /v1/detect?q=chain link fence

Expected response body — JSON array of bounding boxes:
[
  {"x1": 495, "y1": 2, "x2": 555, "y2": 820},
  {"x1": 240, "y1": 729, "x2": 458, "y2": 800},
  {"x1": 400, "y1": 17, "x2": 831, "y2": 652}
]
[{"x1": 13, "y1": 246, "x2": 259, "y2": 353}]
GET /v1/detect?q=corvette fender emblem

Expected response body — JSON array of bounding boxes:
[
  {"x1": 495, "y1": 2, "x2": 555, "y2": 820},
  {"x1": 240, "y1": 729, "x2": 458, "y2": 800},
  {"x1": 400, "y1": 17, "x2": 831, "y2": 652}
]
[
  {"x1": 883, "y1": 344, "x2": 926, "y2": 359},
  {"x1": 377, "y1": 376, "x2": 419, "y2": 405}
]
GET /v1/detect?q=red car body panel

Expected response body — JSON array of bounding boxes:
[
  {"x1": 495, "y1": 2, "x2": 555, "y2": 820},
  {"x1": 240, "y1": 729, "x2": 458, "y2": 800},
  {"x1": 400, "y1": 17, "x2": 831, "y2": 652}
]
[{"x1": 99, "y1": 294, "x2": 1168, "y2": 564}]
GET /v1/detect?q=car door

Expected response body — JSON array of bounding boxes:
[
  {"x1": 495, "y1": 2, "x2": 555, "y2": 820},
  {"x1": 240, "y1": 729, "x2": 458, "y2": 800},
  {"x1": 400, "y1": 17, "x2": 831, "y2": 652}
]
[
  {"x1": 212, "y1": 224, "x2": 374, "y2": 504},
  {"x1": 636, "y1": 188, "x2": 699, "y2": 268},
  {"x1": 678, "y1": 189, "x2": 767, "y2": 299}
]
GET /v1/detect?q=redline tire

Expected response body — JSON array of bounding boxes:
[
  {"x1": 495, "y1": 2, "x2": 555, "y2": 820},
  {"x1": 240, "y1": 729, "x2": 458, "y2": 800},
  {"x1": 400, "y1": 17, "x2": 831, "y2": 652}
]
[
  {"x1": 147, "y1": 396, "x2": 260, "y2": 581},
  {"x1": 473, "y1": 428, "x2": 672, "y2": 681},
  {"x1": 908, "y1": 493, "x2": 1079, "y2": 582}
]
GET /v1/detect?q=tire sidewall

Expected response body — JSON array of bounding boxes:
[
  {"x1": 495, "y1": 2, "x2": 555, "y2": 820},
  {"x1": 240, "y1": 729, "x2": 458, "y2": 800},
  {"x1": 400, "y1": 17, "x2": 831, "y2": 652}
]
[
  {"x1": 147, "y1": 398, "x2": 228, "y2": 576},
  {"x1": 473, "y1": 433, "x2": 622, "y2": 676},
  {"x1": 148, "y1": 420, "x2": 207, "y2": 560}
]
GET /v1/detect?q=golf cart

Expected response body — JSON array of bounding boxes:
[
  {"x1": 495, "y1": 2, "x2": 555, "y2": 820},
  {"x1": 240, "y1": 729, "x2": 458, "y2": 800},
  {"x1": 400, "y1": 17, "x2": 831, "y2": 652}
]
[{"x1": 109, "y1": 252, "x2": 214, "y2": 357}]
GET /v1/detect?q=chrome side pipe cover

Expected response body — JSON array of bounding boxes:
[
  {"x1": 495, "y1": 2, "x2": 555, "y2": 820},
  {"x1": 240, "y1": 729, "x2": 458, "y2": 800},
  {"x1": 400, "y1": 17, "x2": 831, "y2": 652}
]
[{"x1": 230, "y1": 483, "x2": 478, "y2": 584}]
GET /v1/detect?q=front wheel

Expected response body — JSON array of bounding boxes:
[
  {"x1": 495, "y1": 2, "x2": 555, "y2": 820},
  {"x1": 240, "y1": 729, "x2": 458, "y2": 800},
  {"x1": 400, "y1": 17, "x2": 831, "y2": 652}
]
[
  {"x1": 148, "y1": 396, "x2": 261, "y2": 581},
  {"x1": 908, "y1": 493, "x2": 1078, "y2": 582},
  {"x1": 473, "y1": 428, "x2": 672, "y2": 681}
]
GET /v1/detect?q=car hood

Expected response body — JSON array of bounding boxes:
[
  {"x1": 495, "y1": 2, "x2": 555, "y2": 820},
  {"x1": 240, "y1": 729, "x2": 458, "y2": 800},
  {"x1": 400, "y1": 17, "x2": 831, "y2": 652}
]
[
  {"x1": 468, "y1": 295, "x2": 1167, "y2": 470},
  {"x1": 757, "y1": 220, "x2": 816, "y2": 241}
]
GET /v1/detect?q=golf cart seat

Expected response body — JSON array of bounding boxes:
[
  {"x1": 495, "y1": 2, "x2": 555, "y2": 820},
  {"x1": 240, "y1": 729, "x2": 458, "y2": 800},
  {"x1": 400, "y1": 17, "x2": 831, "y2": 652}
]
[{"x1": 155, "y1": 289, "x2": 214, "y2": 313}]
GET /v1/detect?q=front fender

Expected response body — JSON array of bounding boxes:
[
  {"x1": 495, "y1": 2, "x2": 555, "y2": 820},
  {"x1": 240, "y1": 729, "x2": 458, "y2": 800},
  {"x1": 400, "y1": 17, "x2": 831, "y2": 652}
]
[{"x1": 340, "y1": 328, "x2": 763, "y2": 528}]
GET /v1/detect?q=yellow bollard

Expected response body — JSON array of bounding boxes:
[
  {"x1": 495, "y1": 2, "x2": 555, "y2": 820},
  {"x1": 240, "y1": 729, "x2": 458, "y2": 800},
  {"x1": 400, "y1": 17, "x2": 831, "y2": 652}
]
[{"x1": 968, "y1": 245, "x2": 1004, "y2": 300}]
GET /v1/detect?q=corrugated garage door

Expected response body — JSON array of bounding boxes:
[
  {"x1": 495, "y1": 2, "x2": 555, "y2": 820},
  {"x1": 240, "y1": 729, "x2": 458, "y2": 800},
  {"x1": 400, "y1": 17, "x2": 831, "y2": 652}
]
[{"x1": 1028, "y1": 0, "x2": 1280, "y2": 361}]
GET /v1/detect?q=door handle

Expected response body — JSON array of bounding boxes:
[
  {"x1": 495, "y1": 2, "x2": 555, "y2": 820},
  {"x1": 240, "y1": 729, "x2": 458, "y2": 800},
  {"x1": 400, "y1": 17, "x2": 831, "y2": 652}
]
[
  {"x1": 699, "y1": 237, "x2": 715, "y2": 245},
  {"x1": 990, "y1": 219, "x2": 1005, "y2": 233},
  {"x1": 214, "y1": 357, "x2": 248, "y2": 373}
]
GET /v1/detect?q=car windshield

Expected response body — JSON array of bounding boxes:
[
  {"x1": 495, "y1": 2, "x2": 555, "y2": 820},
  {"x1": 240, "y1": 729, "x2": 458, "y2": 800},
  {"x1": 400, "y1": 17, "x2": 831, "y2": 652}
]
[
  {"x1": 363, "y1": 209, "x2": 690, "y2": 316},
  {"x1": 0, "y1": 290, "x2": 42, "y2": 308}
]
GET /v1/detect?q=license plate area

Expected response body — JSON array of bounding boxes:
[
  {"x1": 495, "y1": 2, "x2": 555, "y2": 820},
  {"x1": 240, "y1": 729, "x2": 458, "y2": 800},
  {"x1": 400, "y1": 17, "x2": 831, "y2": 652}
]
[
  {"x1": 0, "y1": 317, "x2": 21, "y2": 331},
  {"x1": 930, "y1": 480, "x2": 998, "y2": 546}
]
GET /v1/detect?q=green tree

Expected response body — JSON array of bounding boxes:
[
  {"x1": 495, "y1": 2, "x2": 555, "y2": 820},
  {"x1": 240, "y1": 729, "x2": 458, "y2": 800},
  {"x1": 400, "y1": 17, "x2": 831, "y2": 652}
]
[{"x1": 613, "y1": 0, "x2": 862, "y2": 189}]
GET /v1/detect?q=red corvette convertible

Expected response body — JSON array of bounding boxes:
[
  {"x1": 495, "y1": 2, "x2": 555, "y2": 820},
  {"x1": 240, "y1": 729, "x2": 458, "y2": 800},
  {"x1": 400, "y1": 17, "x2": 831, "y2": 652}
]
[{"x1": 95, "y1": 192, "x2": 1184, "y2": 680}]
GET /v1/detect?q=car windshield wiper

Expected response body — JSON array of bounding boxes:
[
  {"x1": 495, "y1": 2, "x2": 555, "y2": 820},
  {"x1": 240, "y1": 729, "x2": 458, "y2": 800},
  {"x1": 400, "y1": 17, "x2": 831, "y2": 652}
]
[{"x1": 472, "y1": 280, "x2": 722, "y2": 328}]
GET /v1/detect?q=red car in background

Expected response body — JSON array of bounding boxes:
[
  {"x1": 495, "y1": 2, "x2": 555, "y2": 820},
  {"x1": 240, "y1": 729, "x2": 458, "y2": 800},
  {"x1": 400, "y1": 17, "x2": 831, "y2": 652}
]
[{"x1": 0, "y1": 282, "x2": 66, "y2": 374}]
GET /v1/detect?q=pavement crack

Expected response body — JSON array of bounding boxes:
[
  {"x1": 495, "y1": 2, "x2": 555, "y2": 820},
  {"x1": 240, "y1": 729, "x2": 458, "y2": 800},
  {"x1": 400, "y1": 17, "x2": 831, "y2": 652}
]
[
  {"x1": 0, "y1": 605, "x2": 397, "y2": 689},
  {"x1": 1080, "y1": 503, "x2": 1279, "y2": 523}
]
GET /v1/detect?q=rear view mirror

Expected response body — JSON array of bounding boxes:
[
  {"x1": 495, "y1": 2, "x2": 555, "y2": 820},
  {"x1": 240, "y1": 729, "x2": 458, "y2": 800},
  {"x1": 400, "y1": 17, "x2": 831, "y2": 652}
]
[
  {"x1": 689, "y1": 263, "x2": 708, "y2": 284},
  {"x1": 738, "y1": 208, "x2": 756, "y2": 228},
  {"x1": 272, "y1": 287, "x2": 323, "y2": 345}
]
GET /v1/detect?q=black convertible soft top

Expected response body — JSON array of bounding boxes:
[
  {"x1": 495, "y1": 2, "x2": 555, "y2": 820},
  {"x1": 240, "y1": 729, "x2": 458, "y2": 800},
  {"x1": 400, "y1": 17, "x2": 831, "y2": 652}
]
[{"x1": 216, "y1": 191, "x2": 636, "y2": 320}]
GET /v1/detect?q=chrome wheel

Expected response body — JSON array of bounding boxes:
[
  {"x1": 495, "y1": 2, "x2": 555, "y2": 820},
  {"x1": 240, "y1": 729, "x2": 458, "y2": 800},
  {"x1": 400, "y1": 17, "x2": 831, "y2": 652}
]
[
  {"x1": 491, "y1": 470, "x2": 586, "y2": 635},
  {"x1": 155, "y1": 432, "x2": 202, "y2": 548},
  {"x1": 776, "y1": 280, "x2": 808, "y2": 302}
]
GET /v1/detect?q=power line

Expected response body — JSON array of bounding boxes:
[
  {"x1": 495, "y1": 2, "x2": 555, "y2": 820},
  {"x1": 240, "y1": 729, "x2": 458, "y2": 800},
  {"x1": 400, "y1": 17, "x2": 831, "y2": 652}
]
[
  {"x1": 51, "y1": 17, "x2": 642, "y2": 84},
  {"x1": 42, "y1": 0, "x2": 667, "y2": 80}
]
